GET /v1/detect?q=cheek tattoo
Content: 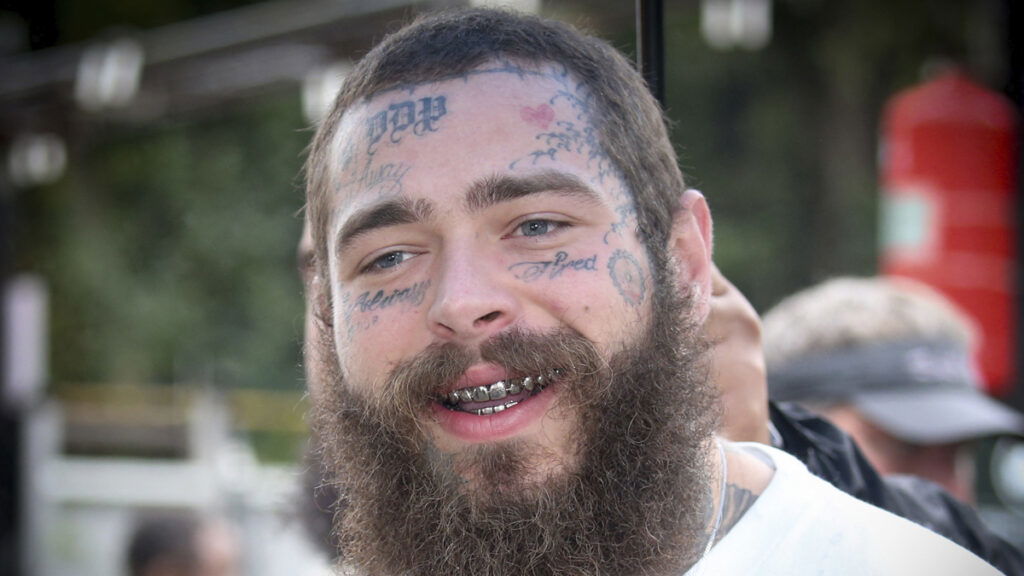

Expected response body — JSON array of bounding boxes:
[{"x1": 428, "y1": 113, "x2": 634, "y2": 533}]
[
  {"x1": 604, "y1": 201, "x2": 639, "y2": 245},
  {"x1": 508, "y1": 251, "x2": 598, "y2": 283},
  {"x1": 353, "y1": 280, "x2": 431, "y2": 313},
  {"x1": 608, "y1": 249, "x2": 646, "y2": 307}
]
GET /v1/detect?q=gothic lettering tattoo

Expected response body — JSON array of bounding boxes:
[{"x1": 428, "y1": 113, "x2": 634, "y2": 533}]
[
  {"x1": 353, "y1": 281, "x2": 431, "y2": 313},
  {"x1": 607, "y1": 249, "x2": 646, "y2": 307},
  {"x1": 508, "y1": 251, "x2": 598, "y2": 282},
  {"x1": 366, "y1": 96, "x2": 447, "y2": 155}
]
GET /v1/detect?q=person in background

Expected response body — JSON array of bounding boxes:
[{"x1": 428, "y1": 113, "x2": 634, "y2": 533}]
[
  {"x1": 125, "y1": 512, "x2": 240, "y2": 576},
  {"x1": 763, "y1": 276, "x2": 1024, "y2": 504}
]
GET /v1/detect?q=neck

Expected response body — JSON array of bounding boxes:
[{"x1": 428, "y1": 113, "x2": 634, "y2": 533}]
[{"x1": 708, "y1": 440, "x2": 776, "y2": 548}]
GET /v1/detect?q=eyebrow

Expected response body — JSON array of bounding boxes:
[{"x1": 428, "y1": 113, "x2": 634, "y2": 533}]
[
  {"x1": 335, "y1": 197, "x2": 434, "y2": 254},
  {"x1": 464, "y1": 171, "x2": 603, "y2": 213},
  {"x1": 335, "y1": 171, "x2": 601, "y2": 254}
]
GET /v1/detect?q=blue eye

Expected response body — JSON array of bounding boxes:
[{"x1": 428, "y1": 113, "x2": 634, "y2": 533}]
[
  {"x1": 518, "y1": 220, "x2": 553, "y2": 237},
  {"x1": 366, "y1": 251, "x2": 411, "y2": 272}
]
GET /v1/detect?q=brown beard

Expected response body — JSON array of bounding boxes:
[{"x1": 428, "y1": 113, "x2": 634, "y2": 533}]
[{"x1": 311, "y1": 274, "x2": 719, "y2": 576}]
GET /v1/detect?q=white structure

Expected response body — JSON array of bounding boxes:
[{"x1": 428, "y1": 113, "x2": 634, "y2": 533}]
[{"x1": 21, "y1": 390, "x2": 332, "y2": 576}]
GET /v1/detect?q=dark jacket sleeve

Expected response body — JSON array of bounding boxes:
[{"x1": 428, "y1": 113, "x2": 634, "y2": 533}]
[{"x1": 770, "y1": 401, "x2": 1023, "y2": 576}]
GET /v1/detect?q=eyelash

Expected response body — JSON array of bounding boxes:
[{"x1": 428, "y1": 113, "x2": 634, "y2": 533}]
[
  {"x1": 507, "y1": 218, "x2": 571, "y2": 239},
  {"x1": 360, "y1": 250, "x2": 417, "y2": 275},
  {"x1": 356, "y1": 218, "x2": 572, "y2": 276}
]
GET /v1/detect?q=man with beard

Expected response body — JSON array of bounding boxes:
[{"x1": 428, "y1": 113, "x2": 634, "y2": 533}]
[{"x1": 302, "y1": 8, "x2": 1001, "y2": 575}]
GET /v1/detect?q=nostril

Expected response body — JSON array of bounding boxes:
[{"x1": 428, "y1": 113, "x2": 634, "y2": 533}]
[{"x1": 476, "y1": 311, "x2": 502, "y2": 324}]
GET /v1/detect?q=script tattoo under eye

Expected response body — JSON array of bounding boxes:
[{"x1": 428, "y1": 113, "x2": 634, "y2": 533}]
[
  {"x1": 339, "y1": 291, "x2": 377, "y2": 338},
  {"x1": 608, "y1": 249, "x2": 646, "y2": 307},
  {"x1": 508, "y1": 251, "x2": 598, "y2": 282},
  {"x1": 366, "y1": 95, "x2": 448, "y2": 155},
  {"x1": 353, "y1": 280, "x2": 431, "y2": 314}
]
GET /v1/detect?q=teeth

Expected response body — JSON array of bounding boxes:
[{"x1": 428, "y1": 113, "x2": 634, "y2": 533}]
[
  {"x1": 471, "y1": 400, "x2": 518, "y2": 416},
  {"x1": 440, "y1": 370, "x2": 560, "y2": 411},
  {"x1": 488, "y1": 381, "x2": 507, "y2": 400}
]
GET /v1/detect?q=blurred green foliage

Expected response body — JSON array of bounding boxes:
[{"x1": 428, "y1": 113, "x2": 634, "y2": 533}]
[
  {"x1": 657, "y1": 1, "x2": 991, "y2": 311},
  {"x1": 29, "y1": 94, "x2": 308, "y2": 390}
]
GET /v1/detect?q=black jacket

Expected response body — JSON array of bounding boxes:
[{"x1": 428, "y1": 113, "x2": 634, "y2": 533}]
[{"x1": 772, "y1": 401, "x2": 1022, "y2": 575}]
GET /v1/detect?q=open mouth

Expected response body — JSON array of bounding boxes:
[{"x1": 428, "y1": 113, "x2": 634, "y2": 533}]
[{"x1": 439, "y1": 369, "x2": 563, "y2": 416}]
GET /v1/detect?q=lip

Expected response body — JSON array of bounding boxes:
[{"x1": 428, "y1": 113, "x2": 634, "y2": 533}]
[
  {"x1": 449, "y1": 363, "x2": 511, "y2": 392},
  {"x1": 431, "y1": 363, "x2": 558, "y2": 443}
]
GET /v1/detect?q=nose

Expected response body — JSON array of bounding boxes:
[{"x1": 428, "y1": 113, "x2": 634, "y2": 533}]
[{"x1": 427, "y1": 245, "x2": 519, "y2": 344}]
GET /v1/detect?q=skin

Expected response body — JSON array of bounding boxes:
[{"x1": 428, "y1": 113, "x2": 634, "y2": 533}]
[
  {"x1": 193, "y1": 520, "x2": 240, "y2": 576},
  {"x1": 707, "y1": 264, "x2": 770, "y2": 444},
  {"x1": 300, "y1": 218, "x2": 773, "y2": 443},
  {"x1": 322, "y1": 65, "x2": 713, "y2": 475},
  {"x1": 139, "y1": 519, "x2": 239, "y2": 576},
  {"x1": 823, "y1": 405, "x2": 976, "y2": 503}
]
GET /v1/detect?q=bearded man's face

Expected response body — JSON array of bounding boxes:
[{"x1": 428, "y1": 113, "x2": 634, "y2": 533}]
[{"x1": 308, "y1": 62, "x2": 719, "y2": 575}]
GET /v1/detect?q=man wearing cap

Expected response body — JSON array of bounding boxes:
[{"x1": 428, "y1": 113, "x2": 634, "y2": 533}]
[{"x1": 764, "y1": 276, "x2": 1024, "y2": 503}]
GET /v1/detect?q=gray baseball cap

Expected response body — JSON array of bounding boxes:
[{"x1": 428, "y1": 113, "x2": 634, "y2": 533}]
[{"x1": 768, "y1": 340, "x2": 1024, "y2": 445}]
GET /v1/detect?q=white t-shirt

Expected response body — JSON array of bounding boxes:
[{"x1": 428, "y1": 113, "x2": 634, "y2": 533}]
[{"x1": 686, "y1": 444, "x2": 1003, "y2": 575}]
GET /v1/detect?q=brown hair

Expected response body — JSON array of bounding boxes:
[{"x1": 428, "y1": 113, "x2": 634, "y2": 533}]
[{"x1": 304, "y1": 8, "x2": 686, "y2": 274}]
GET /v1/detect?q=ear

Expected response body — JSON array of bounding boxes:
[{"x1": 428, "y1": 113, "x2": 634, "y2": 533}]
[{"x1": 668, "y1": 188, "x2": 714, "y2": 321}]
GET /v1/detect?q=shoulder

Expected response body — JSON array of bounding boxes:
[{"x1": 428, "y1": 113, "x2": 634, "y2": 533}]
[{"x1": 716, "y1": 443, "x2": 1004, "y2": 576}]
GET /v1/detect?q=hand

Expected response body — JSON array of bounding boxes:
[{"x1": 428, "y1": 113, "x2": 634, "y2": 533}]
[{"x1": 706, "y1": 264, "x2": 770, "y2": 444}]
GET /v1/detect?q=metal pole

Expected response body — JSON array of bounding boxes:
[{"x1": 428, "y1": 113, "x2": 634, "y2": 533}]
[{"x1": 636, "y1": 0, "x2": 665, "y2": 108}]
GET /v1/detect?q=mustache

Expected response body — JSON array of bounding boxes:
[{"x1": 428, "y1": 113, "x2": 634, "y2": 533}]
[{"x1": 369, "y1": 326, "x2": 607, "y2": 425}]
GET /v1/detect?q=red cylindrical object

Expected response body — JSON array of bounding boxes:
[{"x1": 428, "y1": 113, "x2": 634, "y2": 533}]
[{"x1": 880, "y1": 69, "x2": 1019, "y2": 396}]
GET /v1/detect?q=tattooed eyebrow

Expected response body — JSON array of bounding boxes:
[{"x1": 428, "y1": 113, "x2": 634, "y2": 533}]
[
  {"x1": 336, "y1": 197, "x2": 434, "y2": 254},
  {"x1": 464, "y1": 171, "x2": 603, "y2": 213}
]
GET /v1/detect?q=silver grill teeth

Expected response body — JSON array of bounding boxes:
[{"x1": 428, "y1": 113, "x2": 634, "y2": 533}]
[
  {"x1": 441, "y1": 370, "x2": 560, "y2": 408},
  {"x1": 488, "y1": 381, "x2": 507, "y2": 400}
]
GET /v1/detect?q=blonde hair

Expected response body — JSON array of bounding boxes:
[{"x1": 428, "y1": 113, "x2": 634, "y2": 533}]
[{"x1": 762, "y1": 276, "x2": 977, "y2": 370}]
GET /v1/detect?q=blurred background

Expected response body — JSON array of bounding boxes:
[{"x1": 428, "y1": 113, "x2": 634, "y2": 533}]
[{"x1": 0, "y1": 0, "x2": 1021, "y2": 574}]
